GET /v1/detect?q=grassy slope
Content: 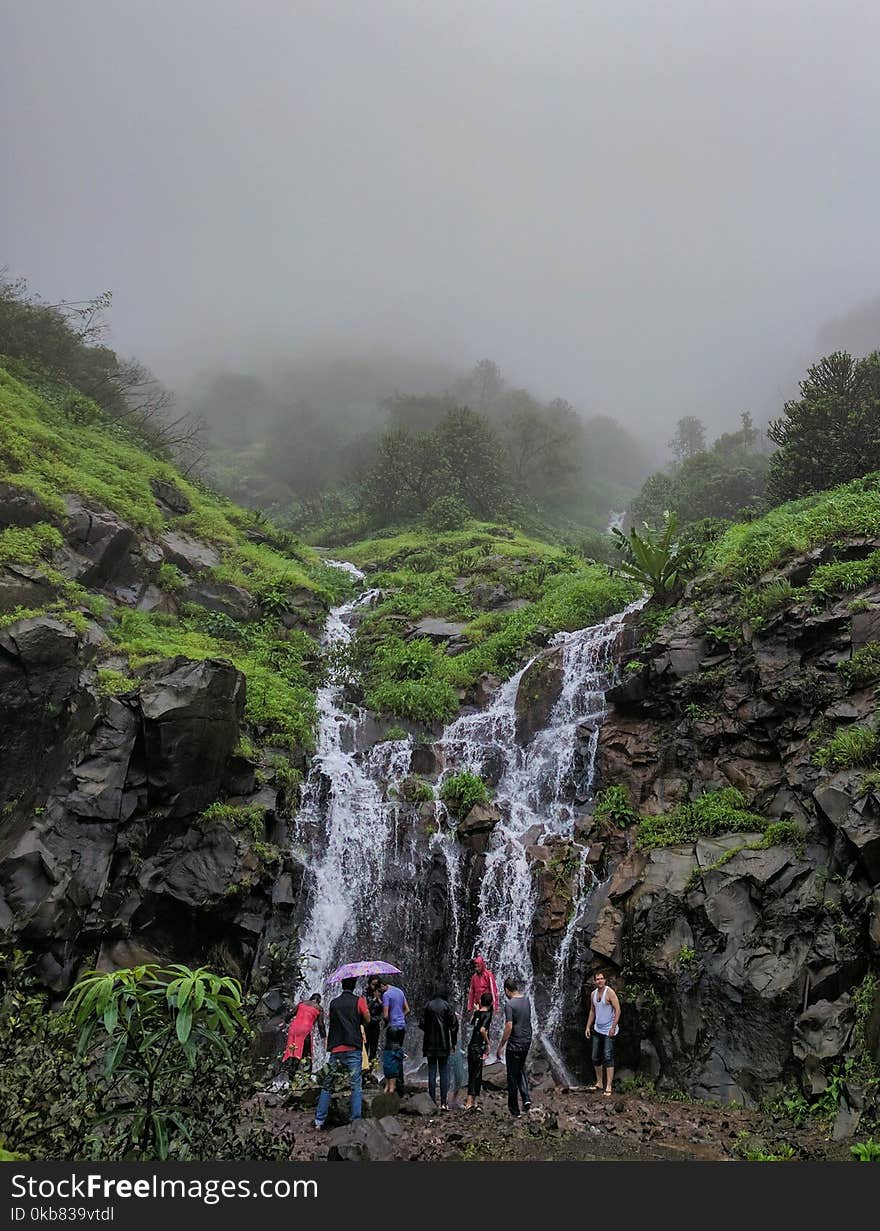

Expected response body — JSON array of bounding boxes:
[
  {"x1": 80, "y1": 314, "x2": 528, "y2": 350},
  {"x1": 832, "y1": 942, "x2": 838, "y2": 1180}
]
[
  {"x1": 0, "y1": 363, "x2": 355, "y2": 751},
  {"x1": 340, "y1": 524, "x2": 637, "y2": 723}
]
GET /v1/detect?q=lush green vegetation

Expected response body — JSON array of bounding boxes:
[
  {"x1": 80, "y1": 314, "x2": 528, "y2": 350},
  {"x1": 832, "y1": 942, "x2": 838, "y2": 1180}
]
[
  {"x1": 839, "y1": 642, "x2": 880, "y2": 688},
  {"x1": 439, "y1": 772, "x2": 490, "y2": 818},
  {"x1": 343, "y1": 525, "x2": 635, "y2": 721},
  {"x1": 0, "y1": 950, "x2": 292, "y2": 1160},
  {"x1": 636, "y1": 788, "x2": 769, "y2": 849},
  {"x1": 593, "y1": 784, "x2": 639, "y2": 830},
  {"x1": 813, "y1": 723, "x2": 880, "y2": 772},
  {"x1": 709, "y1": 472, "x2": 880, "y2": 579}
]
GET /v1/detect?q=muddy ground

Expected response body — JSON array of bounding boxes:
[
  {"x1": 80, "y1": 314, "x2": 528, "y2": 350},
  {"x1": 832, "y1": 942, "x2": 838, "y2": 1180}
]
[{"x1": 250, "y1": 1071, "x2": 860, "y2": 1163}]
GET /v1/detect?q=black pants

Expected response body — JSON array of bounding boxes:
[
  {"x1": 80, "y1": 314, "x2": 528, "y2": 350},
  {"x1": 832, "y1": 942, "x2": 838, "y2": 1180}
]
[
  {"x1": 427, "y1": 1055, "x2": 449, "y2": 1105},
  {"x1": 364, "y1": 1020, "x2": 381, "y2": 1062},
  {"x1": 505, "y1": 1044, "x2": 531, "y2": 1116},
  {"x1": 467, "y1": 1047, "x2": 484, "y2": 1097}
]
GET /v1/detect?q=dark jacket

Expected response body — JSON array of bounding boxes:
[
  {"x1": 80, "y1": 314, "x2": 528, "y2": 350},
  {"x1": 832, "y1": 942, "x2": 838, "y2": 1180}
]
[
  {"x1": 420, "y1": 997, "x2": 458, "y2": 1058},
  {"x1": 326, "y1": 990, "x2": 365, "y2": 1051}
]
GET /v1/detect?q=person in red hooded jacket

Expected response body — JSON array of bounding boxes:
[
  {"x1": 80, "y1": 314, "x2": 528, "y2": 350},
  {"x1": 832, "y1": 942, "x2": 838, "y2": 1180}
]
[{"x1": 466, "y1": 956, "x2": 499, "y2": 1013}]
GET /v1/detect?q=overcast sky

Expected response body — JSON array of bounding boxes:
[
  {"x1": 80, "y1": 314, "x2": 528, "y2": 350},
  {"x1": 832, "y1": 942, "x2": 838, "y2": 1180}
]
[{"x1": 3, "y1": 0, "x2": 879, "y2": 432}]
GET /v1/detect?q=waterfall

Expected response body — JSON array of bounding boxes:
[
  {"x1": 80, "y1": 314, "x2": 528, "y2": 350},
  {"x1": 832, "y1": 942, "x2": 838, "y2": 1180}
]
[
  {"x1": 294, "y1": 563, "x2": 412, "y2": 992},
  {"x1": 292, "y1": 556, "x2": 641, "y2": 1077},
  {"x1": 435, "y1": 599, "x2": 643, "y2": 1073}
]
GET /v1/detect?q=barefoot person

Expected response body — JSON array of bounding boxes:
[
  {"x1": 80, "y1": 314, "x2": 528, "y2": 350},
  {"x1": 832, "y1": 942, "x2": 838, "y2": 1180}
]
[{"x1": 585, "y1": 970, "x2": 620, "y2": 1095}]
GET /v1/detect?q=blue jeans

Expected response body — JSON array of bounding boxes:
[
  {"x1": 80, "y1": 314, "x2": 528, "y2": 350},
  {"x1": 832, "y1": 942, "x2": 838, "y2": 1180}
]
[
  {"x1": 315, "y1": 1050, "x2": 362, "y2": 1126},
  {"x1": 427, "y1": 1055, "x2": 450, "y2": 1106}
]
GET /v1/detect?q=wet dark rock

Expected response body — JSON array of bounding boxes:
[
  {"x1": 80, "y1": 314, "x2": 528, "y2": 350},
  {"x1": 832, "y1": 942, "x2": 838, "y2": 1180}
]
[
  {"x1": 158, "y1": 530, "x2": 220, "y2": 574},
  {"x1": 515, "y1": 644, "x2": 564, "y2": 746},
  {"x1": 326, "y1": 1119, "x2": 395, "y2": 1161},
  {"x1": 0, "y1": 481, "x2": 50, "y2": 528},
  {"x1": 399, "y1": 1092, "x2": 438, "y2": 1116},
  {"x1": 60, "y1": 496, "x2": 135, "y2": 588},
  {"x1": 182, "y1": 579, "x2": 258, "y2": 622},
  {"x1": 139, "y1": 657, "x2": 245, "y2": 816},
  {"x1": 0, "y1": 563, "x2": 55, "y2": 611},
  {"x1": 149, "y1": 478, "x2": 191, "y2": 517}
]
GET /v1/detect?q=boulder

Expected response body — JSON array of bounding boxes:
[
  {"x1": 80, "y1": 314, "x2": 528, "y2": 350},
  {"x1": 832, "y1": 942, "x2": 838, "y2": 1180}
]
[
  {"x1": 139, "y1": 657, "x2": 245, "y2": 816},
  {"x1": 456, "y1": 803, "x2": 502, "y2": 853},
  {"x1": 60, "y1": 497, "x2": 135, "y2": 588},
  {"x1": 0, "y1": 482, "x2": 49, "y2": 528},
  {"x1": 0, "y1": 563, "x2": 55, "y2": 612},
  {"x1": 182, "y1": 580, "x2": 258, "y2": 622},
  {"x1": 412, "y1": 618, "x2": 468, "y2": 644},
  {"x1": 0, "y1": 616, "x2": 97, "y2": 809},
  {"x1": 158, "y1": 531, "x2": 220, "y2": 574},
  {"x1": 515, "y1": 644, "x2": 564, "y2": 746},
  {"x1": 399, "y1": 1092, "x2": 438, "y2": 1116},
  {"x1": 325, "y1": 1119, "x2": 396, "y2": 1161},
  {"x1": 137, "y1": 821, "x2": 252, "y2": 907},
  {"x1": 149, "y1": 478, "x2": 191, "y2": 517}
]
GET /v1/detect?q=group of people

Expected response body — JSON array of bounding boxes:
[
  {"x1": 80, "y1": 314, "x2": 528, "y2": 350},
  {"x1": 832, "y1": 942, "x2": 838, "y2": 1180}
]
[{"x1": 282, "y1": 958, "x2": 621, "y2": 1130}]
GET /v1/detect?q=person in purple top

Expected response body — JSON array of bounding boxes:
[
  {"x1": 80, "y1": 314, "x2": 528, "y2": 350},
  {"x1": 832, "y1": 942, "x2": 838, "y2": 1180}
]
[{"x1": 380, "y1": 978, "x2": 409, "y2": 1044}]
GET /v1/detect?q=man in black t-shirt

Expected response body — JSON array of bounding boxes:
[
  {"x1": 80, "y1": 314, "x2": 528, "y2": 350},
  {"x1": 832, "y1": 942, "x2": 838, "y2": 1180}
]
[{"x1": 495, "y1": 976, "x2": 533, "y2": 1118}]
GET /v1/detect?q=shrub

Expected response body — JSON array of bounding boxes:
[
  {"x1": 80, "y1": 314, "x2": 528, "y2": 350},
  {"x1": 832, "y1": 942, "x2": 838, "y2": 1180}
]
[
  {"x1": 813, "y1": 724, "x2": 880, "y2": 771},
  {"x1": 96, "y1": 668, "x2": 137, "y2": 696},
  {"x1": 201, "y1": 801, "x2": 267, "y2": 840},
  {"x1": 609, "y1": 511, "x2": 702, "y2": 600},
  {"x1": 594, "y1": 785, "x2": 638, "y2": 830},
  {"x1": 839, "y1": 642, "x2": 880, "y2": 688},
  {"x1": 850, "y1": 1140, "x2": 880, "y2": 1162},
  {"x1": 423, "y1": 496, "x2": 469, "y2": 532},
  {"x1": 636, "y1": 788, "x2": 765, "y2": 849},
  {"x1": 439, "y1": 772, "x2": 490, "y2": 819}
]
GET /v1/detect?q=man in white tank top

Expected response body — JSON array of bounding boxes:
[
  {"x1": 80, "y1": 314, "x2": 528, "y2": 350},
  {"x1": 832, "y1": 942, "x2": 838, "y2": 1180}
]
[{"x1": 584, "y1": 970, "x2": 621, "y2": 1095}]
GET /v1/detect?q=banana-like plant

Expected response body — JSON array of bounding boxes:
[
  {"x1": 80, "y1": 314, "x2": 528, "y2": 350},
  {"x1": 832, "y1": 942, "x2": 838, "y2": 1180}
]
[
  {"x1": 609, "y1": 510, "x2": 702, "y2": 600},
  {"x1": 66, "y1": 964, "x2": 248, "y2": 1160}
]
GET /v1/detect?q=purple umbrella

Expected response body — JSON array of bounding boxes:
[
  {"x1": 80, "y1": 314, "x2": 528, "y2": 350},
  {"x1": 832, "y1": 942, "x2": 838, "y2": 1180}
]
[{"x1": 325, "y1": 960, "x2": 402, "y2": 983}]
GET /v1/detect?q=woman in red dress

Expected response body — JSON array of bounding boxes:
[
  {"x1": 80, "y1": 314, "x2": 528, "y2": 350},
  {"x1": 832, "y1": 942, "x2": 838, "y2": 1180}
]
[{"x1": 283, "y1": 993, "x2": 324, "y2": 1076}]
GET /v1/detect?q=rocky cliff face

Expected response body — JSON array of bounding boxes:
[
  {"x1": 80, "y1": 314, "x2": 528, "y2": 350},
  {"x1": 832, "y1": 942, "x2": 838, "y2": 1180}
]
[
  {"x1": 560, "y1": 537, "x2": 880, "y2": 1111},
  {"x1": 0, "y1": 481, "x2": 311, "y2": 1020}
]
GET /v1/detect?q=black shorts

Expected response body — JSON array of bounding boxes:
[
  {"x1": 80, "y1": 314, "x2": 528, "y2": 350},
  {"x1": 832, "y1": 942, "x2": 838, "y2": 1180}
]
[{"x1": 591, "y1": 1032, "x2": 615, "y2": 1065}]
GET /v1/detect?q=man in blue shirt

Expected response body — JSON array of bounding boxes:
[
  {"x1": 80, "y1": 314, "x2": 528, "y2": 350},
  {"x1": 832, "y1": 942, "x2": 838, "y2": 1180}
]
[{"x1": 380, "y1": 978, "x2": 409, "y2": 1095}]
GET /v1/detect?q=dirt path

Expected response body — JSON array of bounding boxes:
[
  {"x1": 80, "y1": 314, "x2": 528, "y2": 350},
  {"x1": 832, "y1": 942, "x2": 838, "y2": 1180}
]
[{"x1": 253, "y1": 1080, "x2": 854, "y2": 1162}]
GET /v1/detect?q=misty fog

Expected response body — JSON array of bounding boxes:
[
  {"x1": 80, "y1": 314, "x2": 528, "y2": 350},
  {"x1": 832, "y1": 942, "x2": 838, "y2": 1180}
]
[{"x1": 4, "y1": 0, "x2": 879, "y2": 448}]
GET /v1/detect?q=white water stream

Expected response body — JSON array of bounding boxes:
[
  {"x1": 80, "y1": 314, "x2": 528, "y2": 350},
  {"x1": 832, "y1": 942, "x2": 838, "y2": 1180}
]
[{"x1": 293, "y1": 560, "x2": 640, "y2": 1075}]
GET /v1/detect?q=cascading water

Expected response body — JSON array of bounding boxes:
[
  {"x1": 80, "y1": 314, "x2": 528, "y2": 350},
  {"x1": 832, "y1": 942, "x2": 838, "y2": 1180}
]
[
  {"x1": 292, "y1": 557, "x2": 641, "y2": 1077},
  {"x1": 435, "y1": 599, "x2": 644, "y2": 1074},
  {"x1": 293, "y1": 563, "x2": 413, "y2": 992}
]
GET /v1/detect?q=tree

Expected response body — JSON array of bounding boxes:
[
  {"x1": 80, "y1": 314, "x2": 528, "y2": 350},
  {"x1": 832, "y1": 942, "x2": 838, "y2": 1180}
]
[
  {"x1": 502, "y1": 393, "x2": 580, "y2": 498},
  {"x1": 767, "y1": 351, "x2": 880, "y2": 502},
  {"x1": 431, "y1": 406, "x2": 512, "y2": 518},
  {"x1": 359, "y1": 426, "x2": 449, "y2": 523},
  {"x1": 669, "y1": 416, "x2": 706, "y2": 463}
]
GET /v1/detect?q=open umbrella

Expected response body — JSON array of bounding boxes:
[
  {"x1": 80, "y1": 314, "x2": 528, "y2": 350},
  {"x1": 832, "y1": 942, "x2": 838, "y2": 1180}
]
[{"x1": 325, "y1": 960, "x2": 402, "y2": 983}]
